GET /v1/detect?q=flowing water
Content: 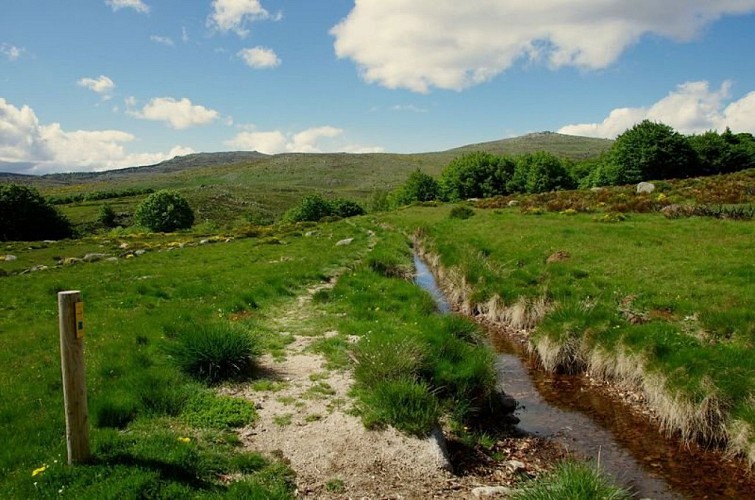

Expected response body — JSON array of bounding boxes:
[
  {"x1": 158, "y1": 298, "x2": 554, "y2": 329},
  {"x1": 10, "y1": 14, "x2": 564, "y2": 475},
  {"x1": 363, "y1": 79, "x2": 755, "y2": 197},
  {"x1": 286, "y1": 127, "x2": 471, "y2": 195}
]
[{"x1": 413, "y1": 253, "x2": 754, "y2": 499}]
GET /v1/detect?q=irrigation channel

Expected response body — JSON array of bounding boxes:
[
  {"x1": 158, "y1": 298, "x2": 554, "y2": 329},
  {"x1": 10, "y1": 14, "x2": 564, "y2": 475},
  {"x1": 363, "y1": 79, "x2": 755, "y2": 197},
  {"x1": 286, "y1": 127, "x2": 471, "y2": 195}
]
[{"x1": 413, "y1": 253, "x2": 754, "y2": 499}]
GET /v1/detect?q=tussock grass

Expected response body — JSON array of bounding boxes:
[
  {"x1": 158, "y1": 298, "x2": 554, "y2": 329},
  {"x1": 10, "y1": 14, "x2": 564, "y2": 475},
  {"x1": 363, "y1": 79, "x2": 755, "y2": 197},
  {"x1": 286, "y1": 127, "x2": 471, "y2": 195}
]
[
  {"x1": 163, "y1": 323, "x2": 256, "y2": 384},
  {"x1": 512, "y1": 461, "x2": 631, "y2": 500},
  {"x1": 324, "y1": 228, "x2": 498, "y2": 437}
]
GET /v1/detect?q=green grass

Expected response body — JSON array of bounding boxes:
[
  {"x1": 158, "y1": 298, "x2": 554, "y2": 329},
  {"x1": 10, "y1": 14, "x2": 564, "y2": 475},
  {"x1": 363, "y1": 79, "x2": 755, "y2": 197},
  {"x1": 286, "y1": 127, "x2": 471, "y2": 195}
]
[
  {"x1": 0, "y1": 219, "x2": 369, "y2": 496},
  {"x1": 512, "y1": 461, "x2": 631, "y2": 500},
  {"x1": 386, "y1": 204, "x2": 754, "y2": 458},
  {"x1": 318, "y1": 227, "x2": 498, "y2": 437}
]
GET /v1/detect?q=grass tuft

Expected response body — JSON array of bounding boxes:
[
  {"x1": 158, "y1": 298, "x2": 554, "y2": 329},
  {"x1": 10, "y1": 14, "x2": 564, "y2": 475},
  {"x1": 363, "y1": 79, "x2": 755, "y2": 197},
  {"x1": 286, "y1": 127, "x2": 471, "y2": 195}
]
[{"x1": 512, "y1": 461, "x2": 631, "y2": 500}]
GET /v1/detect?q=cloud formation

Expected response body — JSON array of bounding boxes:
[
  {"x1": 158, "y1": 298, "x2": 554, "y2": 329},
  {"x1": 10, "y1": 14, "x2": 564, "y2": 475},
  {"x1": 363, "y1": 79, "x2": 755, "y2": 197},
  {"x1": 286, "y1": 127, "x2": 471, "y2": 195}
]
[
  {"x1": 106, "y1": 0, "x2": 149, "y2": 14},
  {"x1": 331, "y1": 0, "x2": 755, "y2": 93},
  {"x1": 77, "y1": 75, "x2": 116, "y2": 99},
  {"x1": 150, "y1": 35, "x2": 175, "y2": 47},
  {"x1": 1, "y1": 43, "x2": 24, "y2": 61},
  {"x1": 129, "y1": 97, "x2": 219, "y2": 129},
  {"x1": 225, "y1": 125, "x2": 383, "y2": 154},
  {"x1": 208, "y1": 0, "x2": 280, "y2": 37},
  {"x1": 238, "y1": 47, "x2": 281, "y2": 68},
  {"x1": 559, "y1": 81, "x2": 755, "y2": 138},
  {"x1": 0, "y1": 97, "x2": 193, "y2": 174}
]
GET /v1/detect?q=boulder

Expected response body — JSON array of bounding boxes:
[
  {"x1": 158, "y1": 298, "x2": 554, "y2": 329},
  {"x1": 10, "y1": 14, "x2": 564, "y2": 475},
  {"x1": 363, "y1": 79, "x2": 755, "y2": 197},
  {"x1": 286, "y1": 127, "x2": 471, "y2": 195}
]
[
  {"x1": 636, "y1": 182, "x2": 655, "y2": 194},
  {"x1": 335, "y1": 238, "x2": 354, "y2": 246},
  {"x1": 507, "y1": 200, "x2": 520, "y2": 207},
  {"x1": 3, "y1": 255, "x2": 17, "y2": 262},
  {"x1": 83, "y1": 253, "x2": 107, "y2": 262}
]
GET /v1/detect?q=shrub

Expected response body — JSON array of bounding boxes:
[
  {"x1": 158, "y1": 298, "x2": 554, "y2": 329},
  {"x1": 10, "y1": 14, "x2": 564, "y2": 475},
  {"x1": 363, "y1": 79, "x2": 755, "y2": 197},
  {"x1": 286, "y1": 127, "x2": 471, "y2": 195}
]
[
  {"x1": 392, "y1": 169, "x2": 440, "y2": 206},
  {"x1": 163, "y1": 323, "x2": 255, "y2": 384},
  {"x1": 0, "y1": 184, "x2": 73, "y2": 241},
  {"x1": 449, "y1": 205, "x2": 475, "y2": 219},
  {"x1": 98, "y1": 204, "x2": 117, "y2": 228},
  {"x1": 134, "y1": 190, "x2": 194, "y2": 232},
  {"x1": 512, "y1": 461, "x2": 631, "y2": 500},
  {"x1": 331, "y1": 198, "x2": 366, "y2": 218},
  {"x1": 440, "y1": 152, "x2": 516, "y2": 201}
]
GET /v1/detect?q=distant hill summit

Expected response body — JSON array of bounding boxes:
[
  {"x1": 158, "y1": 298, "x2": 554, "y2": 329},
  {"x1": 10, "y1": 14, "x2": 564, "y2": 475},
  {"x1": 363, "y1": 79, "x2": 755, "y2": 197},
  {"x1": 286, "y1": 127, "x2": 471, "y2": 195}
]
[{"x1": 448, "y1": 131, "x2": 613, "y2": 159}]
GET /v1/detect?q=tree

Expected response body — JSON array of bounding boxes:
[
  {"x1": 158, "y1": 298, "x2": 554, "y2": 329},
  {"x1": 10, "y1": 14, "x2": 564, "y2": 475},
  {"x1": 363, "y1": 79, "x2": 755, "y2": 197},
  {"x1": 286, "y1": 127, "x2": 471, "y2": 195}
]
[
  {"x1": 439, "y1": 152, "x2": 515, "y2": 201},
  {"x1": 393, "y1": 169, "x2": 440, "y2": 206},
  {"x1": 610, "y1": 120, "x2": 698, "y2": 182},
  {"x1": 520, "y1": 151, "x2": 576, "y2": 193},
  {"x1": 331, "y1": 198, "x2": 366, "y2": 218},
  {"x1": 98, "y1": 204, "x2": 117, "y2": 228},
  {"x1": 134, "y1": 190, "x2": 194, "y2": 232},
  {"x1": 0, "y1": 184, "x2": 73, "y2": 241}
]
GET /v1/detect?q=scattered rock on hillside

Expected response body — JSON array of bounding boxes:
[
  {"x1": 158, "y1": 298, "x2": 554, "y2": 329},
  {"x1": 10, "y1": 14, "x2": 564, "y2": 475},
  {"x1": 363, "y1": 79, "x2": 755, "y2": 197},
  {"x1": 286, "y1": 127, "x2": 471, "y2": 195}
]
[
  {"x1": 546, "y1": 251, "x2": 570, "y2": 263},
  {"x1": 636, "y1": 182, "x2": 655, "y2": 194},
  {"x1": 472, "y1": 485, "x2": 514, "y2": 497},
  {"x1": 3, "y1": 255, "x2": 17, "y2": 262},
  {"x1": 83, "y1": 253, "x2": 108, "y2": 262},
  {"x1": 507, "y1": 200, "x2": 519, "y2": 207},
  {"x1": 335, "y1": 237, "x2": 354, "y2": 246}
]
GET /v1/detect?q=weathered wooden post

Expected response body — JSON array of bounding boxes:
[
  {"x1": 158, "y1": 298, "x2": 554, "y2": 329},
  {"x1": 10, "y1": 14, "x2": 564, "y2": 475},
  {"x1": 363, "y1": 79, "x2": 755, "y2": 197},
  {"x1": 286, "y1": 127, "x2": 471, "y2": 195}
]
[{"x1": 57, "y1": 291, "x2": 90, "y2": 464}]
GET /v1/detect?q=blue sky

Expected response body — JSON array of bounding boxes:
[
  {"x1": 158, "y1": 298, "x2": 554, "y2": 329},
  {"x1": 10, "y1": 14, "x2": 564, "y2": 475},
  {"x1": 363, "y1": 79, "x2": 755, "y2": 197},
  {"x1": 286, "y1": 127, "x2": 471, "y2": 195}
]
[{"x1": 2, "y1": 0, "x2": 755, "y2": 174}]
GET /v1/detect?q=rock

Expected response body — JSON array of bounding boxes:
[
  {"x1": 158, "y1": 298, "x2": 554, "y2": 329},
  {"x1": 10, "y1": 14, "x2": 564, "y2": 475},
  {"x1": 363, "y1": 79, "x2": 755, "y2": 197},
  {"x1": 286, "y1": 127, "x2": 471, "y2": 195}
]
[
  {"x1": 546, "y1": 250, "x2": 570, "y2": 263},
  {"x1": 62, "y1": 257, "x2": 82, "y2": 266},
  {"x1": 134, "y1": 250, "x2": 147, "y2": 256},
  {"x1": 106, "y1": 257, "x2": 119, "y2": 262},
  {"x1": 3, "y1": 255, "x2": 17, "y2": 262},
  {"x1": 304, "y1": 231, "x2": 316, "y2": 237},
  {"x1": 590, "y1": 187, "x2": 604, "y2": 192},
  {"x1": 472, "y1": 486, "x2": 514, "y2": 497},
  {"x1": 335, "y1": 238, "x2": 354, "y2": 246},
  {"x1": 499, "y1": 394, "x2": 518, "y2": 413},
  {"x1": 119, "y1": 243, "x2": 130, "y2": 249},
  {"x1": 636, "y1": 182, "x2": 655, "y2": 194},
  {"x1": 504, "y1": 460, "x2": 526, "y2": 472},
  {"x1": 199, "y1": 239, "x2": 210, "y2": 245},
  {"x1": 30, "y1": 265, "x2": 49, "y2": 272},
  {"x1": 507, "y1": 200, "x2": 519, "y2": 207},
  {"x1": 83, "y1": 253, "x2": 107, "y2": 262}
]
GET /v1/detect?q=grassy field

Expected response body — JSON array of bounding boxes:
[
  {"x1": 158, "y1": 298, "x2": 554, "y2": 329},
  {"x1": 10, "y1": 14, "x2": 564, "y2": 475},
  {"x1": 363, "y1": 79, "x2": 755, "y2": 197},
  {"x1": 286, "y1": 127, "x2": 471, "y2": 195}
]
[
  {"x1": 0, "y1": 220, "x2": 371, "y2": 497},
  {"x1": 385, "y1": 204, "x2": 754, "y2": 463}
]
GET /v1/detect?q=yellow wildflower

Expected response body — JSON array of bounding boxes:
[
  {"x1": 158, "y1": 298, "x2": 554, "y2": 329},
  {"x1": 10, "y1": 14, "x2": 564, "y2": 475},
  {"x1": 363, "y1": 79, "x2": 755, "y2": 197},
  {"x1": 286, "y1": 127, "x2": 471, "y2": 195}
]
[
  {"x1": 178, "y1": 437, "x2": 191, "y2": 443},
  {"x1": 32, "y1": 465, "x2": 47, "y2": 476}
]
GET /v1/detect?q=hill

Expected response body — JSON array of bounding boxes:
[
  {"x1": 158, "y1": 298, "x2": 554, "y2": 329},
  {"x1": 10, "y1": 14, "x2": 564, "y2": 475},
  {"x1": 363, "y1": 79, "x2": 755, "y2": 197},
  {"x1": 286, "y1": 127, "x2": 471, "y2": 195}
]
[
  {"x1": 447, "y1": 131, "x2": 613, "y2": 159},
  {"x1": 0, "y1": 133, "x2": 612, "y2": 228}
]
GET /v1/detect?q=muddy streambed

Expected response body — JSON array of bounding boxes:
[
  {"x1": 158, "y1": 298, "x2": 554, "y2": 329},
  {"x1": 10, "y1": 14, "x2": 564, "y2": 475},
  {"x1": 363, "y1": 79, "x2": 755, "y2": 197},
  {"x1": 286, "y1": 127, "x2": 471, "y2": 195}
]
[{"x1": 414, "y1": 253, "x2": 754, "y2": 499}]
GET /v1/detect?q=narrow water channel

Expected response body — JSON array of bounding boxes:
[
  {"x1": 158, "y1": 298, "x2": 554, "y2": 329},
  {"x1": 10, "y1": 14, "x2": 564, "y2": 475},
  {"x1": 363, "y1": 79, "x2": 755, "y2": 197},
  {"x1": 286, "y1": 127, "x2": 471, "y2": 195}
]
[{"x1": 413, "y1": 253, "x2": 754, "y2": 499}]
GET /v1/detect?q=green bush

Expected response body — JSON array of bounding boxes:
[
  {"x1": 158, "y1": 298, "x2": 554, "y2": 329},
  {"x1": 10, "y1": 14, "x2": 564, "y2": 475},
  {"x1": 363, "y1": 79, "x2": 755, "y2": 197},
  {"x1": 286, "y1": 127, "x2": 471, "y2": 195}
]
[
  {"x1": 449, "y1": 205, "x2": 475, "y2": 219},
  {"x1": 331, "y1": 198, "x2": 366, "y2": 218},
  {"x1": 163, "y1": 323, "x2": 256, "y2": 384},
  {"x1": 182, "y1": 391, "x2": 257, "y2": 429},
  {"x1": 0, "y1": 184, "x2": 73, "y2": 241},
  {"x1": 134, "y1": 190, "x2": 194, "y2": 232},
  {"x1": 285, "y1": 194, "x2": 364, "y2": 222},
  {"x1": 98, "y1": 204, "x2": 117, "y2": 228},
  {"x1": 510, "y1": 151, "x2": 576, "y2": 194},
  {"x1": 440, "y1": 152, "x2": 516, "y2": 201},
  {"x1": 392, "y1": 169, "x2": 440, "y2": 206}
]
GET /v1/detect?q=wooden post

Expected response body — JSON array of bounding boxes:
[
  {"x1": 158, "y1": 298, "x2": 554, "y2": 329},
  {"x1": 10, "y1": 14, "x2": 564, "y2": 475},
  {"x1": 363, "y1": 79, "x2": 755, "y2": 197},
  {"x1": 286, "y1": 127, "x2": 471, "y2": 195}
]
[{"x1": 58, "y1": 291, "x2": 90, "y2": 464}]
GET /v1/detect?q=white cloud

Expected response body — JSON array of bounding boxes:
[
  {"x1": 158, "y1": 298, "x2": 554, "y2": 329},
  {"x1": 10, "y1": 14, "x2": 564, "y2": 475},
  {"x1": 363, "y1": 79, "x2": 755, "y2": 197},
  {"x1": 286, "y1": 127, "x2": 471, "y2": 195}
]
[
  {"x1": 106, "y1": 0, "x2": 149, "y2": 14},
  {"x1": 0, "y1": 97, "x2": 193, "y2": 174},
  {"x1": 225, "y1": 125, "x2": 383, "y2": 155},
  {"x1": 182, "y1": 27, "x2": 190, "y2": 43},
  {"x1": 129, "y1": 97, "x2": 219, "y2": 129},
  {"x1": 238, "y1": 47, "x2": 281, "y2": 68},
  {"x1": 391, "y1": 104, "x2": 428, "y2": 113},
  {"x1": 331, "y1": 0, "x2": 755, "y2": 93},
  {"x1": 208, "y1": 0, "x2": 280, "y2": 37},
  {"x1": 1, "y1": 43, "x2": 24, "y2": 61},
  {"x1": 77, "y1": 75, "x2": 116, "y2": 99},
  {"x1": 150, "y1": 35, "x2": 175, "y2": 47},
  {"x1": 559, "y1": 81, "x2": 755, "y2": 138}
]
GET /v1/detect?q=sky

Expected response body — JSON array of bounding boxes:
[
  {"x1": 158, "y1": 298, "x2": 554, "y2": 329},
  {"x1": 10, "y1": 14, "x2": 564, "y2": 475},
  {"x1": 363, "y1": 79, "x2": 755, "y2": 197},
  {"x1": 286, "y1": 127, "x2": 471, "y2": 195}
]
[{"x1": 1, "y1": 0, "x2": 755, "y2": 175}]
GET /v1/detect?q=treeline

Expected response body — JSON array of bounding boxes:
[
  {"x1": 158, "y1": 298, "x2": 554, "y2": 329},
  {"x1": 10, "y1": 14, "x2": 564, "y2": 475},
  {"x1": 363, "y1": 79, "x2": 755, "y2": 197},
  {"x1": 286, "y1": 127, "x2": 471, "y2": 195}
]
[
  {"x1": 387, "y1": 121, "x2": 755, "y2": 206},
  {"x1": 49, "y1": 187, "x2": 155, "y2": 205}
]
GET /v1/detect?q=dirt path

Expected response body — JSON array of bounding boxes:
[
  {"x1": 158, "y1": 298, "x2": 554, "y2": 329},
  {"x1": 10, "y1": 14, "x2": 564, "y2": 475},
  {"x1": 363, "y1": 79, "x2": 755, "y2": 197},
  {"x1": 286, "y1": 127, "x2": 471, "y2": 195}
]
[{"x1": 226, "y1": 281, "x2": 476, "y2": 499}]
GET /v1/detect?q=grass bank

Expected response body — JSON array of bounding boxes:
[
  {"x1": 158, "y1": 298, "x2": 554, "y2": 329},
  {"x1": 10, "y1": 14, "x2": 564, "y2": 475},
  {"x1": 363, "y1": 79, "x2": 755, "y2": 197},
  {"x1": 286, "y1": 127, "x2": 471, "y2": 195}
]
[
  {"x1": 0, "y1": 220, "x2": 369, "y2": 497},
  {"x1": 385, "y1": 205, "x2": 754, "y2": 465}
]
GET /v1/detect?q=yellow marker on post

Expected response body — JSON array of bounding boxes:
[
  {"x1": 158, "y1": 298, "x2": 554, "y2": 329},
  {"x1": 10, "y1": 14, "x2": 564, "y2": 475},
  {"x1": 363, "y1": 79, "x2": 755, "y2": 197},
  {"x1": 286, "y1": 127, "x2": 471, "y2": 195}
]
[{"x1": 75, "y1": 301, "x2": 85, "y2": 338}]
